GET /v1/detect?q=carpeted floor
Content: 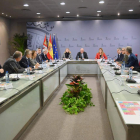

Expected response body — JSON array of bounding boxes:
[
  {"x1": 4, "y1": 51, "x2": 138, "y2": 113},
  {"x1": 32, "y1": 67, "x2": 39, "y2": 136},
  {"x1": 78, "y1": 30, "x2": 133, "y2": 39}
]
[{"x1": 19, "y1": 77, "x2": 114, "y2": 140}]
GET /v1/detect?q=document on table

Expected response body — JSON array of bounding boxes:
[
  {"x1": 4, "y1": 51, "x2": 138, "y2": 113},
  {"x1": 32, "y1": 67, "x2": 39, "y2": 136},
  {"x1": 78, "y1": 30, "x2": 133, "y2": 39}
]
[
  {"x1": 116, "y1": 101, "x2": 140, "y2": 124},
  {"x1": 127, "y1": 84, "x2": 140, "y2": 89}
]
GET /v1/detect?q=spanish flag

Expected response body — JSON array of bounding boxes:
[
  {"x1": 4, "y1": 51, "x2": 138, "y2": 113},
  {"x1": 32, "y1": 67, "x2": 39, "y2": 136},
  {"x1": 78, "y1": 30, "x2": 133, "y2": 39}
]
[{"x1": 48, "y1": 35, "x2": 53, "y2": 59}]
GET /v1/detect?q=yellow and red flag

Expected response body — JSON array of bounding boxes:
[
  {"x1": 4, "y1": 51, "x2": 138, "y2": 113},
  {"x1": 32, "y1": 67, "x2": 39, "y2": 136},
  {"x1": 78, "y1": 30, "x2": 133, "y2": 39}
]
[{"x1": 48, "y1": 34, "x2": 53, "y2": 59}]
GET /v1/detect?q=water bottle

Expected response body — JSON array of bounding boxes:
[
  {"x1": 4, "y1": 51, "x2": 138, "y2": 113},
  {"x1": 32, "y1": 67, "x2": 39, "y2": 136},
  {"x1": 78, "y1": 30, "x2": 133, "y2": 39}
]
[
  {"x1": 50, "y1": 58, "x2": 52, "y2": 65},
  {"x1": 55, "y1": 57, "x2": 57, "y2": 63},
  {"x1": 129, "y1": 68, "x2": 132, "y2": 79},
  {"x1": 121, "y1": 64, "x2": 124, "y2": 75},
  {"x1": 27, "y1": 65, "x2": 30, "y2": 75},
  {"x1": 123, "y1": 61, "x2": 125, "y2": 70},
  {"x1": 5, "y1": 71, "x2": 9, "y2": 83}
]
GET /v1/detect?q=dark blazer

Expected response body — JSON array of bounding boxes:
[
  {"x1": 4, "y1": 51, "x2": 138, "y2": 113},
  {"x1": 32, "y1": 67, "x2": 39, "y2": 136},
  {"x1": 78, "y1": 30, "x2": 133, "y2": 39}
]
[
  {"x1": 36, "y1": 54, "x2": 42, "y2": 64},
  {"x1": 19, "y1": 55, "x2": 34, "y2": 68},
  {"x1": 76, "y1": 52, "x2": 88, "y2": 60},
  {"x1": 125, "y1": 53, "x2": 139, "y2": 68},
  {"x1": 0, "y1": 64, "x2": 4, "y2": 77},
  {"x1": 133, "y1": 67, "x2": 140, "y2": 72},
  {"x1": 3, "y1": 58, "x2": 25, "y2": 74},
  {"x1": 115, "y1": 53, "x2": 124, "y2": 62},
  {"x1": 41, "y1": 53, "x2": 49, "y2": 61}
]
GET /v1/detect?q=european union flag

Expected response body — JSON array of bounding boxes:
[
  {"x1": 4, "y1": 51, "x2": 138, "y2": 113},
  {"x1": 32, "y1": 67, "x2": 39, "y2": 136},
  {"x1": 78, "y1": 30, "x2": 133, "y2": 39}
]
[{"x1": 53, "y1": 36, "x2": 58, "y2": 59}]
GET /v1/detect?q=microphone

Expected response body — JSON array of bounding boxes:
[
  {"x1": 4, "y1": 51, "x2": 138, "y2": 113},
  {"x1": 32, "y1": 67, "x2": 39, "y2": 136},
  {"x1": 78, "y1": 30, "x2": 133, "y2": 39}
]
[{"x1": 10, "y1": 64, "x2": 20, "y2": 81}]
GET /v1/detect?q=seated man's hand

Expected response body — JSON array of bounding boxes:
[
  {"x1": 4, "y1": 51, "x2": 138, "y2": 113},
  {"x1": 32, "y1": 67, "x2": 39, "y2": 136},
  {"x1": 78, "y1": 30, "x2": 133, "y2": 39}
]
[
  {"x1": 118, "y1": 64, "x2": 122, "y2": 67},
  {"x1": 82, "y1": 58, "x2": 85, "y2": 60},
  {"x1": 130, "y1": 66, "x2": 134, "y2": 69},
  {"x1": 116, "y1": 62, "x2": 119, "y2": 64},
  {"x1": 35, "y1": 64, "x2": 39, "y2": 69},
  {"x1": 46, "y1": 60, "x2": 48, "y2": 63},
  {"x1": 29, "y1": 67, "x2": 32, "y2": 71},
  {"x1": 0, "y1": 69, "x2": 4, "y2": 73}
]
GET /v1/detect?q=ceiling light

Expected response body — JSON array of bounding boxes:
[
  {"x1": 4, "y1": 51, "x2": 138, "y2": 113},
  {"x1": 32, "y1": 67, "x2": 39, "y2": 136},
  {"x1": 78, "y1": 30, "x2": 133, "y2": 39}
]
[
  {"x1": 97, "y1": 11, "x2": 101, "y2": 12},
  {"x1": 10, "y1": 16, "x2": 11, "y2": 17},
  {"x1": 118, "y1": 13, "x2": 120, "y2": 16},
  {"x1": 99, "y1": 1, "x2": 104, "y2": 4},
  {"x1": 97, "y1": 14, "x2": 100, "y2": 16},
  {"x1": 23, "y1": 4, "x2": 29, "y2": 7},
  {"x1": 60, "y1": 2, "x2": 65, "y2": 5},
  {"x1": 2, "y1": 13, "x2": 4, "y2": 14},
  {"x1": 57, "y1": 15, "x2": 59, "y2": 17},
  {"x1": 6, "y1": 15, "x2": 8, "y2": 16},
  {"x1": 77, "y1": 14, "x2": 79, "y2": 17},
  {"x1": 129, "y1": 9, "x2": 133, "y2": 12},
  {"x1": 66, "y1": 12, "x2": 70, "y2": 14},
  {"x1": 36, "y1": 13, "x2": 41, "y2": 14}
]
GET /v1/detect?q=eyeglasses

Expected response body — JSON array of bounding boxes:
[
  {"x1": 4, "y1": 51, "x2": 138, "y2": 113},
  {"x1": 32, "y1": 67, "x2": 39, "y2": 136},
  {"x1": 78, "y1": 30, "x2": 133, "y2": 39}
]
[{"x1": 122, "y1": 50, "x2": 125, "y2": 51}]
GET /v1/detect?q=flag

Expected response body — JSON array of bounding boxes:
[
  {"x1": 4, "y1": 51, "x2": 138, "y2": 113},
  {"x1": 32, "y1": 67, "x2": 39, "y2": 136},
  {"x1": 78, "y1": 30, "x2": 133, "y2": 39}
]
[
  {"x1": 53, "y1": 35, "x2": 58, "y2": 59},
  {"x1": 48, "y1": 34, "x2": 53, "y2": 59},
  {"x1": 43, "y1": 35, "x2": 47, "y2": 48}
]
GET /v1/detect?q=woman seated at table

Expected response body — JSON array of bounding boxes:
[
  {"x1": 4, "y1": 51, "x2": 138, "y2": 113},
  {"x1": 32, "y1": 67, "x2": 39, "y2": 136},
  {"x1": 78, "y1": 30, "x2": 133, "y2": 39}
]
[
  {"x1": 30, "y1": 50, "x2": 40, "y2": 69},
  {"x1": 62, "y1": 48, "x2": 73, "y2": 60},
  {"x1": 0, "y1": 64, "x2": 4, "y2": 78},
  {"x1": 95, "y1": 48, "x2": 107, "y2": 60}
]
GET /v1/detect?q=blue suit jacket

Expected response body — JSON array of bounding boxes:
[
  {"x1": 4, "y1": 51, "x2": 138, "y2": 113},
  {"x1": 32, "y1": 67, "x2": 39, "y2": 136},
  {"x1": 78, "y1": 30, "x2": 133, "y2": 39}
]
[
  {"x1": 125, "y1": 53, "x2": 139, "y2": 68},
  {"x1": 19, "y1": 55, "x2": 34, "y2": 68}
]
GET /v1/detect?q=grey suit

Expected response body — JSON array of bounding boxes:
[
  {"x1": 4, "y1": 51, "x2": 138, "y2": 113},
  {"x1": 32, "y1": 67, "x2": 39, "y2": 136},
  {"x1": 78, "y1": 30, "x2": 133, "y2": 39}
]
[{"x1": 118, "y1": 54, "x2": 128, "y2": 64}]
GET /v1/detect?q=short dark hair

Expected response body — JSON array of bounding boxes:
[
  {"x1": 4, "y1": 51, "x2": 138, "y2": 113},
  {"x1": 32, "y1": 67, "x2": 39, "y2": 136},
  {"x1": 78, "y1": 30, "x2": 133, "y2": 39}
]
[{"x1": 13, "y1": 51, "x2": 22, "y2": 59}]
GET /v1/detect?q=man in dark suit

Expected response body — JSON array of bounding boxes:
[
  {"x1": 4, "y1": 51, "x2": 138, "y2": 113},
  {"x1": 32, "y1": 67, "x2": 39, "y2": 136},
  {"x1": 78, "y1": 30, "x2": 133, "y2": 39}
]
[
  {"x1": 19, "y1": 49, "x2": 34, "y2": 68},
  {"x1": 36, "y1": 48, "x2": 43, "y2": 64},
  {"x1": 41, "y1": 49, "x2": 49, "y2": 62},
  {"x1": 3, "y1": 51, "x2": 25, "y2": 74},
  {"x1": 115, "y1": 48, "x2": 124, "y2": 62},
  {"x1": 124, "y1": 46, "x2": 139, "y2": 68},
  {"x1": 117, "y1": 48, "x2": 128, "y2": 65},
  {"x1": 0, "y1": 64, "x2": 4, "y2": 77},
  {"x1": 76, "y1": 48, "x2": 88, "y2": 60}
]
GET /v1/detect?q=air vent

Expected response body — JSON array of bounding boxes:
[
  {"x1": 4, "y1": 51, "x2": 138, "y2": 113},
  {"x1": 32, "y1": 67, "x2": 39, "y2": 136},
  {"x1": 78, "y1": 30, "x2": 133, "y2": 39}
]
[
  {"x1": 78, "y1": 7, "x2": 87, "y2": 9},
  {"x1": 21, "y1": 9, "x2": 31, "y2": 11}
]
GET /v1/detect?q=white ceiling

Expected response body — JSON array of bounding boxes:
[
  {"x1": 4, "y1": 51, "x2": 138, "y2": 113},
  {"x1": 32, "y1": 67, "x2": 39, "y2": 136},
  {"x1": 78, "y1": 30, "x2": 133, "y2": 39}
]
[{"x1": 0, "y1": 0, "x2": 140, "y2": 19}]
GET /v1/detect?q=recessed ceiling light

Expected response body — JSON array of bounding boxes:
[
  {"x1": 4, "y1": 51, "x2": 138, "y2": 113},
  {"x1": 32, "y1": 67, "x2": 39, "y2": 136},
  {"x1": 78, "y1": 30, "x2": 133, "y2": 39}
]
[
  {"x1": 2, "y1": 13, "x2": 4, "y2": 14},
  {"x1": 97, "y1": 14, "x2": 100, "y2": 16},
  {"x1": 66, "y1": 11, "x2": 70, "y2": 14},
  {"x1": 129, "y1": 9, "x2": 133, "y2": 12},
  {"x1": 6, "y1": 15, "x2": 8, "y2": 16},
  {"x1": 99, "y1": 1, "x2": 104, "y2": 4},
  {"x1": 97, "y1": 11, "x2": 101, "y2": 12},
  {"x1": 118, "y1": 13, "x2": 120, "y2": 16},
  {"x1": 57, "y1": 15, "x2": 59, "y2": 17},
  {"x1": 60, "y1": 2, "x2": 65, "y2": 5},
  {"x1": 36, "y1": 13, "x2": 41, "y2": 15},
  {"x1": 23, "y1": 4, "x2": 29, "y2": 7},
  {"x1": 10, "y1": 16, "x2": 11, "y2": 17},
  {"x1": 77, "y1": 14, "x2": 79, "y2": 17}
]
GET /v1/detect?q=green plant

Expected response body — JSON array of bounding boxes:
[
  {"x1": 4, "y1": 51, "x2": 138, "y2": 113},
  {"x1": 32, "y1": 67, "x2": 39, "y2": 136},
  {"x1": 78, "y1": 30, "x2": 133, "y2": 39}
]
[
  {"x1": 60, "y1": 75, "x2": 95, "y2": 114},
  {"x1": 11, "y1": 33, "x2": 27, "y2": 54}
]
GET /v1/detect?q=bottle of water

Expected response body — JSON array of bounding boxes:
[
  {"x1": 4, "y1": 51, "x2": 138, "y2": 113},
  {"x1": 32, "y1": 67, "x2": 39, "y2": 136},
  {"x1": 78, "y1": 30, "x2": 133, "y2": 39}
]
[
  {"x1": 55, "y1": 57, "x2": 57, "y2": 63},
  {"x1": 5, "y1": 71, "x2": 9, "y2": 83},
  {"x1": 27, "y1": 65, "x2": 30, "y2": 75},
  {"x1": 121, "y1": 64, "x2": 124, "y2": 75},
  {"x1": 50, "y1": 58, "x2": 52, "y2": 65},
  {"x1": 129, "y1": 68, "x2": 132, "y2": 80},
  {"x1": 123, "y1": 61, "x2": 125, "y2": 70}
]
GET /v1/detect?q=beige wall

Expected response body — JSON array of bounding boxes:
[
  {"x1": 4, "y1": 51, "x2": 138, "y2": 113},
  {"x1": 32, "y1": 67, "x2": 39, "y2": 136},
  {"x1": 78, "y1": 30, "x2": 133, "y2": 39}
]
[{"x1": 0, "y1": 16, "x2": 11, "y2": 65}]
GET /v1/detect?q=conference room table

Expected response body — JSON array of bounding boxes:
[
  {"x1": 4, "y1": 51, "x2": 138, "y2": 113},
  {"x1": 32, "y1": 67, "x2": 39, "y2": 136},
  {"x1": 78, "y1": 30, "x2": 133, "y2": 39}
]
[{"x1": 0, "y1": 60, "x2": 140, "y2": 140}]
